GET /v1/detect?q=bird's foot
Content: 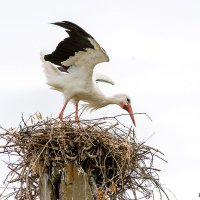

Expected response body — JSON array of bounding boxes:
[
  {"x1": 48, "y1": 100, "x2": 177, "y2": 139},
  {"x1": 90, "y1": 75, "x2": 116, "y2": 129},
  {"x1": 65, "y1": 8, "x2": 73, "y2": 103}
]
[
  {"x1": 59, "y1": 113, "x2": 64, "y2": 122},
  {"x1": 77, "y1": 121, "x2": 81, "y2": 129},
  {"x1": 75, "y1": 116, "x2": 81, "y2": 129}
]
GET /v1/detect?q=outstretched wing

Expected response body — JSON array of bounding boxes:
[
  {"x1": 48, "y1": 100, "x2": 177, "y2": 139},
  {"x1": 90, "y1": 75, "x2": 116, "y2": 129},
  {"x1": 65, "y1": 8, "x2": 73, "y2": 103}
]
[
  {"x1": 44, "y1": 21, "x2": 109, "y2": 69},
  {"x1": 94, "y1": 71, "x2": 115, "y2": 85}
]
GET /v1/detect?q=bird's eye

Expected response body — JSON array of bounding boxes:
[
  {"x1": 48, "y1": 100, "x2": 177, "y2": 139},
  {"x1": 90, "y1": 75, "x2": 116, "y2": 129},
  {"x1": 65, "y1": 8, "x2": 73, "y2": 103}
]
[{"x1": 127, "y1": 98, "x2": 130, "y2": 103}]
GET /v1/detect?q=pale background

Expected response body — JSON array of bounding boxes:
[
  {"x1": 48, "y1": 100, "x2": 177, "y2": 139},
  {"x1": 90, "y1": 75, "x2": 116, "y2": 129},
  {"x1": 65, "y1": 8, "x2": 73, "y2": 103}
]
[{"x1": 0, "y1": 0, "x2": 200, "y2": 199}]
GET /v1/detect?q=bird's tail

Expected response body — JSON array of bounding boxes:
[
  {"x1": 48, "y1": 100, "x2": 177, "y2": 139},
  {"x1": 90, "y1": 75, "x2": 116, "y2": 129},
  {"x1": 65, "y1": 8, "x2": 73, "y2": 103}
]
[
  {"x1": 40, "y1": 51, "x2": 63, "y2": 91},
  {"x1": 40, "y1": 51, "x2": 61, "y2": 76}
]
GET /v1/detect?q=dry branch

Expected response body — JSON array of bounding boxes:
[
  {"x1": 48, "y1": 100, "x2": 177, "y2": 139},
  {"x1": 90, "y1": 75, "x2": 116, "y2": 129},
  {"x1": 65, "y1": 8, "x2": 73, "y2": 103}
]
[{"x1": 0, "y1": 113, "x2": 169, "y2": 200}]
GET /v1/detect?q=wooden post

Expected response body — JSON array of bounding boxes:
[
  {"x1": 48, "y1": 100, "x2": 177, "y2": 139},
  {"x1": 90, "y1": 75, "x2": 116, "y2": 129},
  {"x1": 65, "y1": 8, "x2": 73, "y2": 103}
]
[
  {"x1": 39, "y1": 171, "x2": 55, "y2": 200},
  {"x1": 39, "y1": 163, "x2": 94, "y2": 200},
  {"x1": 60, "y1": 163, "x2": 94, "y2": 200}
]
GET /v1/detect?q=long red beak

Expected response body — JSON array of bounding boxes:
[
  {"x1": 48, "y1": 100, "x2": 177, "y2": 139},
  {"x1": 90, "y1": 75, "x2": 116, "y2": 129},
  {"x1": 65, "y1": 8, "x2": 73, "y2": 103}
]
[{"x1": 122, "y1": 104, "x2": 136, "y2": 127}]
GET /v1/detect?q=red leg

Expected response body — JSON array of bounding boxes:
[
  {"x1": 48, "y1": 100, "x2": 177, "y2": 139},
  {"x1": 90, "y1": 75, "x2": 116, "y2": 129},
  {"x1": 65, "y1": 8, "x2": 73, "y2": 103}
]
[
  {"x1": 75, "y1": 101, "x2": 81, "y2": 128},
  {"x1": 75, "y1": 101, "x2": 79, "y2": 121},
  {"x1": 59, "y1": 100, "x2": 69, "y2": 121}
]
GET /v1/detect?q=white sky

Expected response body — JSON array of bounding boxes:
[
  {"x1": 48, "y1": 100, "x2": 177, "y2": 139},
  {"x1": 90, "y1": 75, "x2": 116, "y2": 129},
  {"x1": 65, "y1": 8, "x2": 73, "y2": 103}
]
[{"x1": 0, "y1": 0, "x2": 200, "y2": 199}]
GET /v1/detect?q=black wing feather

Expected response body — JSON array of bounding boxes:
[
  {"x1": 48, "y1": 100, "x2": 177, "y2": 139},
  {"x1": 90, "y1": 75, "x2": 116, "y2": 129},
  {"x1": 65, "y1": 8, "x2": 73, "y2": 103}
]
[{"x1": 44, "y1": 21, "x2": 94, "y2": 67}]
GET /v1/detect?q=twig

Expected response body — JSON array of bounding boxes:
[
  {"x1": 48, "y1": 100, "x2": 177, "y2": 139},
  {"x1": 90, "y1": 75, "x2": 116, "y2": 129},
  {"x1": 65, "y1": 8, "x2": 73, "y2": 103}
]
[{"x1": 0, "y1": 113, "x2": 168, "y2": 200}]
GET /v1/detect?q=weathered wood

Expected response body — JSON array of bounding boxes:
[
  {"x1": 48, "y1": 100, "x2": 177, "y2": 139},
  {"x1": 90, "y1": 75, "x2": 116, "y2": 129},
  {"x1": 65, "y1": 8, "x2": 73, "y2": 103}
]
[
  {"x1": 60, "y1": 163, "x2": 94, "y2": 200},
  {"x1": 39, "y1": 163, "x2": 94, "y2": 200},
  {"x1": 39, "y1": 171, "x2": 55, "y2": 200}
]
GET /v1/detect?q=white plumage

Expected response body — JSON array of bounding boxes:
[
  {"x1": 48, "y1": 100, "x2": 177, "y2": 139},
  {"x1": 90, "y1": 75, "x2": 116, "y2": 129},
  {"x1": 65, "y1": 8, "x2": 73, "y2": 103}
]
[{"x1": 41, "y1": 21, "x2": 136, "y2": 126}]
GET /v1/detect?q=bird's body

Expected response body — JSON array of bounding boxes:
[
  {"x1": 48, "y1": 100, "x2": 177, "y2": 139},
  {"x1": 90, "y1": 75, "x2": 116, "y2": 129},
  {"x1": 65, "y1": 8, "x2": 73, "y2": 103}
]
[
  {"x1": 41, "y1": 21, "x2": 136, "y2": 126},
  {"x1": 41, "y1": 56, "x2": 108, "y2": 107}
]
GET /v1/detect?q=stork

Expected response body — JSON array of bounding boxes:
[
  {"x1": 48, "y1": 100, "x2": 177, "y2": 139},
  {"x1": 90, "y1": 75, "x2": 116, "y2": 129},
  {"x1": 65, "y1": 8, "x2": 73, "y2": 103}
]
[{"x1": 41, "y1": 21, "x2": 136, "y2": 126}]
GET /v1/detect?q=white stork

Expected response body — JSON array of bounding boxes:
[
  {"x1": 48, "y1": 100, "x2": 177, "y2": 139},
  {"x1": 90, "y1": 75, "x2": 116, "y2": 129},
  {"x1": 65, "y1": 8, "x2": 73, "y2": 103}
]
[{"x1": 41, "y1": 21, "x2": 136, "y2": 126}]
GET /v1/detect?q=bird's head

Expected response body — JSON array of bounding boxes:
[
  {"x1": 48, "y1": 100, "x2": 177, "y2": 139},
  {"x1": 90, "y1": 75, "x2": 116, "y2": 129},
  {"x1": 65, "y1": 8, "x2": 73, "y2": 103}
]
[{"x1": 112, "y1": 94, "x2": 136, "y2": 127}]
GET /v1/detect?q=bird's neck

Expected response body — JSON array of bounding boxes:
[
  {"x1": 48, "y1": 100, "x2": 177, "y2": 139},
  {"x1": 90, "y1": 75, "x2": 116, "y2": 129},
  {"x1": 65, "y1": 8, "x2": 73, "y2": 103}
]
[{"x1": 106, "y1": 95, "x2": 121, "y2": 105}]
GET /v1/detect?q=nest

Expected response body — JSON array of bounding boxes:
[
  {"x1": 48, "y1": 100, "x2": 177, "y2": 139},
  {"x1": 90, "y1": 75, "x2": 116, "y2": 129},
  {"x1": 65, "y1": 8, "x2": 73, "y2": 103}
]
[{"x1": 0, "y1": 113, "x2": 169, "y2": 200}]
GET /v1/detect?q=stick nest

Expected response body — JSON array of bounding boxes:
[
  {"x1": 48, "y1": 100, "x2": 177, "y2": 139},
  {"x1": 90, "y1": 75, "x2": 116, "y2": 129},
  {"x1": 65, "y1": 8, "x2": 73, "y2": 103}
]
[{"x1": 0, "y1": 113, "x2": 169, "y2": 200}]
